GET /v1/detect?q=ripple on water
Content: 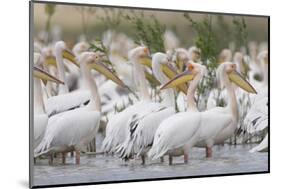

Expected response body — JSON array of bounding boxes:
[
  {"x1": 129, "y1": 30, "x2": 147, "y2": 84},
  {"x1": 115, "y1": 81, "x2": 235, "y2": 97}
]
[{"x1": 33, "y1": 143, "x2": 268, "y2": 186}]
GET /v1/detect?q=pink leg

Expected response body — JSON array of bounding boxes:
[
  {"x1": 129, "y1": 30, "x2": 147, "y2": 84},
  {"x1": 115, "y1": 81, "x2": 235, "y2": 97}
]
[
  {"x1": 70, "y1": 151, "x2": 74, "y2": 157},
  {"x1": 48, "y1": 154, "x2": 53, "y2": 165},
  {"x1": 169, "y1": 155, "x2": 173, "y2": 165},
  {"x1": 141, "y1": 155, "x2": 145, "y2": 165},
  {"x1": 62, "y1": 152, "x2": 66, "y2": 164},
  {"x1": 206, "y1": 147, "x2": 212, "y2": 158},
  {"x1": 184, "y1": 153, "x2": 188, "y2": 164},
  {"x1": 75, "y1": 150, "x2": 80, "y2": 165}
]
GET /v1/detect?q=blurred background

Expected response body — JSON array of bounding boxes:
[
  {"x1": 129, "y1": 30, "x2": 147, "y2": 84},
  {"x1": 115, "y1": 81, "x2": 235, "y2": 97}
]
[{"x1": 33, "y1": 3, "x2": 268, "y2": 49}]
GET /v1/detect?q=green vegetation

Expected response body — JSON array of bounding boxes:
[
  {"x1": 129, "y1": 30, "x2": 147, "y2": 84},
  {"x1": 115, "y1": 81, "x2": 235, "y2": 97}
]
[
  {"x1": 184, "y1": 13, "x2": 219, "y2": 108},
  {"x1": 44, "y1": 4, "x2": 56, "y2": 43},
  {"x1": 123, "y1": 11, "x2": 166, "y2": 53},
  {"x1": 232, "y1": 16, "x2": 248, "y2": 52}
]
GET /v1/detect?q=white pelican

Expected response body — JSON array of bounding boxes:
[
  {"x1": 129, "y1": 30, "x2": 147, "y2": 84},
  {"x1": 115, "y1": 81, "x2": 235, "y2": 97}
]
[
  {"x1": 44, "y1": 41, "x2": 126, "y2": 117},
  {"x1": 34, "y1": 52, "x2": 125, "y2": 164},
  {"x1": 245, "y1": 50, "x2": 268, "y2": 152},
  {"x1": 172, "y1": 47, "x2": 201, "y2": 112},
  {"x1": 115, "y1": 53, "x2": 176, "y2": 164},
  {"x1": 148, "y1": 62, "x2": 257, "y2": 164},
  {"x1": 164, "y1": 30, "x2": 180, "y2": 52},
  {"x1": 101, "y1": 46, "x2": 151, "y2": 153},
  {"x1": 33, "y1": 64, "x2": 64, "y2": 149}
]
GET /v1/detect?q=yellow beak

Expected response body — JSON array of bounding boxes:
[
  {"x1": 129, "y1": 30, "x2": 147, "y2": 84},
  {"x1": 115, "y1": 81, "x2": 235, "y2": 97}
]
[
  {"x1": 88, "y1": 61, "x2": 126, "y2": 88},
  {"x1": 161, "y1": 64, "x2": 189, "y2": 94},
  {"x1": 228, "y1": 70, "x2": 257, "y2": 94},
  {"x1": 62, "y1": 49, "x2": 79, "y2": 67},
  {"x1": 176, "y1": 58, "x2": 185, "y2": 72},
  {"x1": 160, "y1": 70, "x2": 194, "y2": 90},
  {"x1": 139, "y1": 57, "x2": 152, "y2": 68},
  {"x1": 33, "y1": 66, "x2": 64, "y2": 84},
  {"x1": 44, "y1": 56, "x2": 57, "y2": 67},
  {"x1": 145, "y1": 71, "x2": 161, "y2": 86}
]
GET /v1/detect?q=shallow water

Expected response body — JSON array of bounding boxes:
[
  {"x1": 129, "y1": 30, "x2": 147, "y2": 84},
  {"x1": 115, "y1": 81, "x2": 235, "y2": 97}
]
[{"x1": 33, "y1": 136, "x2": 268, "y2": 186}]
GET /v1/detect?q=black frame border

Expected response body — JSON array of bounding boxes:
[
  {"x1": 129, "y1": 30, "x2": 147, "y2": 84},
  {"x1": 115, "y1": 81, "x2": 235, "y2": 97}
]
[{"x1": 29, "y1": 0, "x2": 270, "y2": 188}]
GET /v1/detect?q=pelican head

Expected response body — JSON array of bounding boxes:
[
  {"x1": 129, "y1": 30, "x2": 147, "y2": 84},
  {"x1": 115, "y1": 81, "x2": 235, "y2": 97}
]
[
  {"x1": 54, "y1": 41, "x2": 79, "y2": 67},
  {"x1": 79, "y1": 52, "x2": 126, "y2": 88},
  {"x1": 33, "y1": 66, "x2": 64, "y2": 84},
  {"x1": 217, "y1": 62, "x2": 257, "y2": 94},
  {"x1": 152, "y1": 52, "x2": 169, "y2": 65},
  {"x1": 41, "y1": 47, "x2": 57, "y2": 68},
  {"x1": 72, "y1": 41, "x2": 90, "y2": 56},
  {"x1": 173, "y1": 48, "x2": 189, "y2": 71},
  {"x1": 218, "y1": 49, "x2": 232, "y2": 63},
  {"x1": 129, "y1": 46, "x2": 151, "y2": 67},
  {"x1": 233, "y1": 52, "x2": 248, "y2": 76},
  {"x1": 188, "y1": 46, "x2": 201, "y2": 62},
  {"x1": 257, "y1": 50, "x2": 268, "y2": 65},
  {"x1": 160, "y1": 61, "x2": 207, "y2": 90}
]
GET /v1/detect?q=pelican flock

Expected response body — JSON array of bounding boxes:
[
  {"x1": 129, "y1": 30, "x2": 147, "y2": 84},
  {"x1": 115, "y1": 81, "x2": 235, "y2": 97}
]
[{"x1": 33, "y1": 21, "x2": 268, "y2": 167}]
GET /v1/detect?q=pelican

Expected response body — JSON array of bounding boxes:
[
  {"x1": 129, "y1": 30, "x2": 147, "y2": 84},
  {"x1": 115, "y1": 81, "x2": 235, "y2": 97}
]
[
  {"x1": 172, "y1": 47, "x2": 201, "y2": 112},
  {"x1": 44, "y1": 41, "x2": 125, "y2": 117},
  {"x1": 33, "y1": 63, "x2": 64, "y2": 149},
  {"x1": 245, "y1": 50, "x2": 268, "y2": 152},
  {"x1": 101, "y1": 46, "x2": 152, "y2": 153},
  {"x1": 34, "y1": 52, "x2": 125, "y2": 164},
  {"x1": 148, "y1": 62, "x2": 257, "y2": 164},
  {"x1": 115, "y1": 53, "x2": 176, "y2": 164}
]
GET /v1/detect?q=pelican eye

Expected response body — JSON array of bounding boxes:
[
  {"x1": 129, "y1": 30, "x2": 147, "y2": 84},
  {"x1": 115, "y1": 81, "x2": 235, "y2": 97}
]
[
  {"x1": 143, "y1": 47, "x2": 149, "y2": 54},
  {"x1": 188, "y1": 64, "x2": 194, "y2": 70}
]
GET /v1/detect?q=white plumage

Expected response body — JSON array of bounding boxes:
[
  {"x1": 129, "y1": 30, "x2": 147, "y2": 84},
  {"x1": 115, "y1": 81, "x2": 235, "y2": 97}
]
[
  {"x1": 102, "y1": 46, "x2": 153, "y2": 153},
  {"x1": 35, "y1": 109, "x2": 100, "y2": 157},
  {"x1": 34, "y1": 52, "x2": 112, "y2": 164},
  {"x1": 115, "y1": 53, "x2": 176, "y2": 163}
]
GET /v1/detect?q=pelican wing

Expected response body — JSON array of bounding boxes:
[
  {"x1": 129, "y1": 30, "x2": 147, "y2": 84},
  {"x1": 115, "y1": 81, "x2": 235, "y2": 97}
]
[
  {"x1": 45, "y1": 91, "x2": 90, "y2": 117},
  {"x1": 148, "y1": 112, "x2": 201, "y2": 160},
  {"x1": 116, "y1": 103, "x2": 175, "y2": 159},
  {"x1": 245, "y1": 95, "x2": 268, "y2": 133},
  {"x1": 101, "y1": 101, "x2": 147, "y2": 153},
  {"x1": 35, "y1": 109, "x2": 100, "y2": 157},
  {"x1": 34, "y1": 114, "x2": 48, "y2": 149}
]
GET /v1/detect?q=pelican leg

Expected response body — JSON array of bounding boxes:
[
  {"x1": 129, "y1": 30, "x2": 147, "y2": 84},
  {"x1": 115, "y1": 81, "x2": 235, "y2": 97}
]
[
  {"x1": 88, "y1": 138, "x2": 96, "y2": 152},
  {"x1": 184, "y1": 153, "x2": 189, "y2": 164},
  {"x1": 206, "y1": 147, "x2": 212, "y2": 158},
  {"x1": 160, "y1": 157, "x2": 164, "y2": 163},
  {"x1": 92, "y1": 138, "x2": 96, "y2": 152},
  {"x1": 62, "y1": 152, "x2": 66, "y2": 164},
  {"x1": 169, "y1": 155, "x2": 173, "y2": 165},
  {"x1": 48, "y1": 154, "x2": 54, "y2": 165},
  {"x1": 141, "y1": 155, "x2": 146, "y2": 165},
  {"x1": 75, "y1": 150, "x2": 80, "y2": 165},
  {"x1": 70, "y1": 151, "x2": 74, "y2": 157}
]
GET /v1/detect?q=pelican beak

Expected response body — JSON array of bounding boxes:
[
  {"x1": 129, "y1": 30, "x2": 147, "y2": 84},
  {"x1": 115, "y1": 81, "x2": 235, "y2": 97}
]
[
  {"x1": 138, "y1": 47, "x2": 152, "y2": 68},
  {"x1": 33, "y1": 66, "x2": 64, "y2": 84},
  {"x1": 139, "y1": 57, "x2": 152, "y2": 68},
  {"x1": 228, "y1": 70, "x2": 257, "y2": 94},
  {"x1": 145, "y1": 71, "x2": 161, "y2": 86},
  {"x1": 89, "y1": 61, "x2": 126, "y2": 88},
  {"x1": 160, "y1": 69, "x2": 194, "y2": 90},
  {"x1": 176, "y1": 58, "x2": 185, "y2": 72},
  {"x1": 62, "y1": 49, "x2": 79, "y2": 67},
  {"x1": 161, "y1": 64, "x2": 188, "y2": 94},
  {"x1": 44, "y1": 55, "x2": 57, "y2": 67},
  {"x1": 43, "y1": 55, "x2": 71, "y2": 72}
]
